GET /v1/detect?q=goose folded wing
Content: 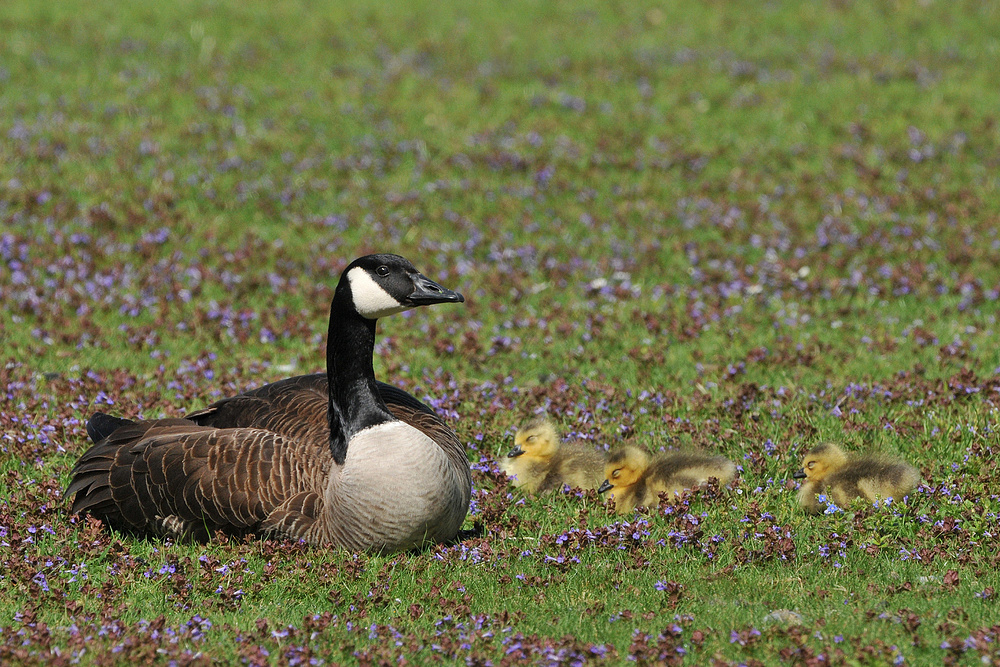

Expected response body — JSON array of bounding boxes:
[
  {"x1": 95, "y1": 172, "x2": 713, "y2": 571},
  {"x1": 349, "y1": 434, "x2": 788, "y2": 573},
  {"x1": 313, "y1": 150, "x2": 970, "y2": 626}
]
[{"x1": 69, "y1": 420, "x2": 329, "y2": 538}]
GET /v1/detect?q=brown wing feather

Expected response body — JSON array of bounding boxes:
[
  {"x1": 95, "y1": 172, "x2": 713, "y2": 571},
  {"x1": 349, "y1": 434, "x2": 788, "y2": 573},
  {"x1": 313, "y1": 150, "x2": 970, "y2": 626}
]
[
  {"x1": 68, "y1": 418, "x2": 330, "y2": 540},
  {"x1": 261, "y1": 491, "x2": 324, "y2": 538},
  {"x1": 185, "y1": 374, "x2": 331, "y2": 441}
]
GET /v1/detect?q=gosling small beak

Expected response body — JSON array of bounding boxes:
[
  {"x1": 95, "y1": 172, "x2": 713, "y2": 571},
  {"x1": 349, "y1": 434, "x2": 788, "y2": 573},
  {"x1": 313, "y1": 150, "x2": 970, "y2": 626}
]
[
  {"x1": 597, "y1": 479, "x2": 613, "y2": 494},
  {"x1": 506, "y1": 445, "x2": 524, "y2": 458},
  {"x1": 792, "y1": 470, "x2": 807, "y2": 479},
  {"x1": 407, "y1": 273, "x2": 465, "y2": 306}
]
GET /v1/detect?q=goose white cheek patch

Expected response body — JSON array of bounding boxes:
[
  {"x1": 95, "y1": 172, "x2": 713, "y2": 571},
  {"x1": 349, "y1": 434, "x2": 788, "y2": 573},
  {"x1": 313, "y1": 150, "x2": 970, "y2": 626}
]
[{"x1": 347, "y1": 267, "x2": 408, "y2": 319}]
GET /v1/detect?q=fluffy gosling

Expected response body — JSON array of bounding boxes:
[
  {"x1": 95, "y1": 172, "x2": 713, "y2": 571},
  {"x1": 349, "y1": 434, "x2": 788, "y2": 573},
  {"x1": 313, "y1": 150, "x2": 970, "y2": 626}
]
[
  {"x1": 598, "y1": 445, "x2": 737, "y2": 514},
  {"x1": 499, "y1": 418, "x2": 605, "y2": 494},
  {"x1": 793, "y1": 442, "x2": 920, "y2": 513}
]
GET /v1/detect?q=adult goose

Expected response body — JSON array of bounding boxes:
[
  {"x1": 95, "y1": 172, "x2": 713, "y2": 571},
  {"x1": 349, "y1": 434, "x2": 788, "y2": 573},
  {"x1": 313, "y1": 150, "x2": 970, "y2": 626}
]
[{"x1": 68, "y1": 254, "x2": 471, "y2": 552}]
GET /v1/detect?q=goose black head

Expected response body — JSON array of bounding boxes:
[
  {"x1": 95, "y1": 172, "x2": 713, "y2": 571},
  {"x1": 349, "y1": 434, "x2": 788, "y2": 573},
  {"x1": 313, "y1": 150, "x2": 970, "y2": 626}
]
[{"x1": 341, "y1": 253, "x2": 465, "y2": 319}]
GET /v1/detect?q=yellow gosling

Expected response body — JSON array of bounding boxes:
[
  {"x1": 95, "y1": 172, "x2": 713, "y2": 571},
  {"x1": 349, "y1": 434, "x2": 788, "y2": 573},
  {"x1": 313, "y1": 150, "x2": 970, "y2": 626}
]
[
  {"x1": 499, "y1": 418, "x2": 606, "y2": 494},
  {"x1": 599, "y1": 445, "x2": 736, "y2": 514},
  {"x1": 793, "y1": 443, "x2": 920, "y2": 513}
]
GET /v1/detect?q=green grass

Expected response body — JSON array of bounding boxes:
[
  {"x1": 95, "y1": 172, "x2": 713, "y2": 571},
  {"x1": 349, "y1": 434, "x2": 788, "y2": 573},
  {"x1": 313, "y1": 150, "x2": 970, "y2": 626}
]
[{"x1": 2, "y1": 0, "x2": 1000, "y2": 663}]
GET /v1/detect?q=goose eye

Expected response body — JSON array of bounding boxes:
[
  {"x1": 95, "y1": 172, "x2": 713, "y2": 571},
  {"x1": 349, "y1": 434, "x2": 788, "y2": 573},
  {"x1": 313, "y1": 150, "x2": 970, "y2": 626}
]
[
  {"x1": 376, "y1": 265, "x2": 390, "y2": 277},
  {"x1": 807, "y1": 461, "x2": 815, "y2": 469},
  {"x1": 526, "y1": 435, "x2": 536, "y2": 442},
  {"x1": 612, "y1": 469, "x2": 620, "y2": 479}
]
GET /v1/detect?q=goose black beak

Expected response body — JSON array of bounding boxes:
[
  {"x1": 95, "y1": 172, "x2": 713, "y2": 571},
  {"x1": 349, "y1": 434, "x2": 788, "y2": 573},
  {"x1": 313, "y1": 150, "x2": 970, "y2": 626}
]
[
  {"x1": 792, "y1": 470, "x2": 807, "y2": 479},
  {"x1": 597, "y1": 479, "x2": 613, "y2": 494},
  {"x1": 506, "y1": 445, "x2": 523, "y2": 458},
  {"x1": 407, "y1": 273, "x2": 465, "y2": 306}
]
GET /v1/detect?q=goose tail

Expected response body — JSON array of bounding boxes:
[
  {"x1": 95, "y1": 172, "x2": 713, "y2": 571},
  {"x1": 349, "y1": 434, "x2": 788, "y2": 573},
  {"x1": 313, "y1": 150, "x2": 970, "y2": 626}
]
[{"x1": 85, "y1": 412, "x2": 134, "y2": 444}]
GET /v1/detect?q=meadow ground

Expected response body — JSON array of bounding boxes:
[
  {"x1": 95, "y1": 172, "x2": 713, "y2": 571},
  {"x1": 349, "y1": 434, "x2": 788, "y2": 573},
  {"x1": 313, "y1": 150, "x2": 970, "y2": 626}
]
[{"x1": 2, "y1": 0, "x2": 1000, "y2": 664}]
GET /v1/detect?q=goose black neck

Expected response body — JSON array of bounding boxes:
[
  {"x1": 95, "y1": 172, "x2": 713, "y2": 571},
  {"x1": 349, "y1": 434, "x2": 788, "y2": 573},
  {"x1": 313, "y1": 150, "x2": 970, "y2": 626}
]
[{"x1": 326, "y1": 300, "x2": 395, "y2": 465}]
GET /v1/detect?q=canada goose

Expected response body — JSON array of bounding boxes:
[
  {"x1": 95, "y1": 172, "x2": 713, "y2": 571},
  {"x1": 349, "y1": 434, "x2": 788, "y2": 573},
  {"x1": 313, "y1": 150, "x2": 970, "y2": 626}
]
[
  {"x1": 498, "y1": 418, "x2": 605, "y2": 494},
  {"x1": 793, "y1": 443, "x2": 919, "y2": 513},
  {"x1": 598, "y1": 445, "x2": 736, "y2": 514},
  {"x1": 68, "y1": 254, "x2": 471, "y2": 552}
]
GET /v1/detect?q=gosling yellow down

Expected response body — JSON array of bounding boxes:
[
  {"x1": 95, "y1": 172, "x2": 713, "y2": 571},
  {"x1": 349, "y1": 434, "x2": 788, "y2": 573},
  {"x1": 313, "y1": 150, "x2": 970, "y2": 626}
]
[
  {"x1": 793, "y1": 442, "x2": 919, "y2": 513},
  {"x1": 599, "y1": 445, "x2": 736, "y2": 514},
  {"x1": 499, "y1": 418, "x2": 605, "y2": 494}
]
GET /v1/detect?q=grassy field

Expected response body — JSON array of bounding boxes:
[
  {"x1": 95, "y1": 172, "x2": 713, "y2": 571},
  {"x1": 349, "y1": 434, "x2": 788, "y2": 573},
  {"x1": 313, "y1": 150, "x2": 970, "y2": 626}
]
[{"x1": 2, "y1": 0, "x2": 1000, "y2": 663}]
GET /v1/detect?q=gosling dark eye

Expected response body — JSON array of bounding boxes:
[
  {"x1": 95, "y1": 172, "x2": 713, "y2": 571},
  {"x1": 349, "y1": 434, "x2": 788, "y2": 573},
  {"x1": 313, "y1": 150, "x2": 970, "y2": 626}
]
[{"x1": 376, "y1": 265, "x2": 390, "y2": 276}]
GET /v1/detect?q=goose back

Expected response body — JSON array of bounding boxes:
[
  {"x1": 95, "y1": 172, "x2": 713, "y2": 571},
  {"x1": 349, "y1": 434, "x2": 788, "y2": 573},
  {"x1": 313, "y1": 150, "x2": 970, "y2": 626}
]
[{"x1": 185, "y1": 373, "x2": 470, "y2": 478}]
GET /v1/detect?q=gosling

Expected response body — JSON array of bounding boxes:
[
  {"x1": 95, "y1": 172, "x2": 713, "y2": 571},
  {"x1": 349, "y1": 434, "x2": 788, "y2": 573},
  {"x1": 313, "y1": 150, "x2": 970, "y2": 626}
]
[
  {"x1": 499, "y1": 418, "x2": 606, "y2": 494},
  {"x1": 598, "y1": 445, "x2": 737, "y2": 514},
  {"x1": 793, "y1": 443, "x2": 920, "y2": 513}
]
